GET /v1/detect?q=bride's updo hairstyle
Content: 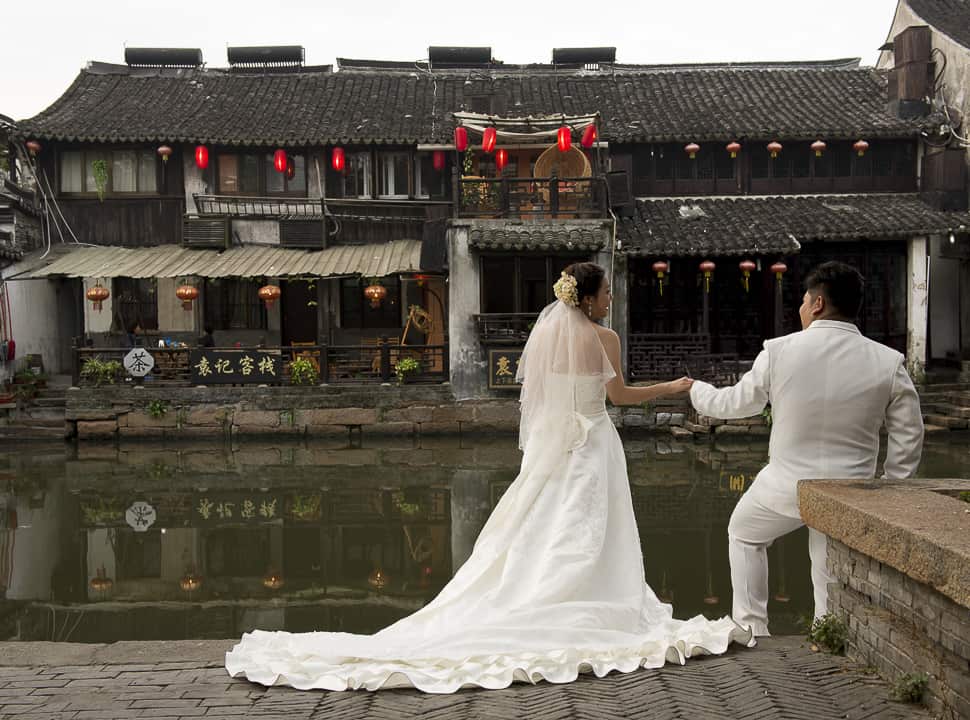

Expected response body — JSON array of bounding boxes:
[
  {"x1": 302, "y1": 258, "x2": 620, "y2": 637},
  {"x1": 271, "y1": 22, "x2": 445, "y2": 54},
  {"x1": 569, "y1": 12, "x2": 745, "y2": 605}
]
[{"x1": 563, "y1": 262, "x2": 606, "y2": 305}]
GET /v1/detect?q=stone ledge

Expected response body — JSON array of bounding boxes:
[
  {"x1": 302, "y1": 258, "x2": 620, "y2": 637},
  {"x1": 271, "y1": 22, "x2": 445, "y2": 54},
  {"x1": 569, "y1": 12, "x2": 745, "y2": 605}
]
[{"x1": 799, "y1": 478, "x2": 970, "y2": 609}]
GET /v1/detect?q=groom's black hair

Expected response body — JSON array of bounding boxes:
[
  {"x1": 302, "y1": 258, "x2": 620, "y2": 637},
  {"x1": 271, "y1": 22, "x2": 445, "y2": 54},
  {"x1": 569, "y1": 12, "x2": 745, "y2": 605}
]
[
  {"x1": 564, "y1": 262, "x2": 606, "y2": 303},
  {"x1": 805, "y1": 261, "x2": 865, "y2": 319}
]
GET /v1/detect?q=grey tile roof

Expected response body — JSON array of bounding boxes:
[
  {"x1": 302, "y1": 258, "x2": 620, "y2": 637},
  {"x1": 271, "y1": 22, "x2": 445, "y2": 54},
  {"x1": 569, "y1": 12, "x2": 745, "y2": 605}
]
[
  {"x1": 18, "y1": 59, "x2": 919, "y2": 146},
  {"x1": 466, "y1": 221, "x2": 611, "y2": 252},
  {"x1": 618, "y1": 194, "x2": 970, "y2": 257},
  {"x1": 908, "y1": 0, "x2": 970, "y2": 49}
]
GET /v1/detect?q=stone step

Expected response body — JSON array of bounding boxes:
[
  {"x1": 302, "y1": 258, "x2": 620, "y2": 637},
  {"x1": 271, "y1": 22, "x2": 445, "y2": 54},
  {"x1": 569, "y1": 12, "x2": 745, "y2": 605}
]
[
  {"x1": 922, "y1": 414, "x2": 968, "y2": 430},
  {"x1": 32, "y1": 397, "x2": 66, "y2": 408},
  {"x1": 923, "y1": 424, "x2": 949, "y2": 434},
  {"x1": 19, "y1": 417, "x2": 67, "y2": 429},
  {"x1": 919, "y1": 383, "x2": 970, "y2": 393},
  {"x1": 926, "y1": 403, "x2": 970, "y2": 419},
  {"x1": 0, "y1": 425, "x2": 69, "y2": 439}
]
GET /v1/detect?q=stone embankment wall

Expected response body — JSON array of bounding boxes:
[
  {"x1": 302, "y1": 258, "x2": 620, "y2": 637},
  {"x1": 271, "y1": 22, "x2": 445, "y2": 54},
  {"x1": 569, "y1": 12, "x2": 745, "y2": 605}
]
[
  {"x1": 800, "y1": 478, "x2": 970, "y2": 718},
  {"x1": 65, "y1": 385, "x2": 769, "y2": 440}
]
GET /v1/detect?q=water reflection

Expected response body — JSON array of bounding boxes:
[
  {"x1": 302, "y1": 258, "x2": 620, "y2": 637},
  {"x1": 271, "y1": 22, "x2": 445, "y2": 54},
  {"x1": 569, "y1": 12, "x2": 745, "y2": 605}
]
[{"x1": 1, "y1": 434, "x2": 968, "y2": 642}]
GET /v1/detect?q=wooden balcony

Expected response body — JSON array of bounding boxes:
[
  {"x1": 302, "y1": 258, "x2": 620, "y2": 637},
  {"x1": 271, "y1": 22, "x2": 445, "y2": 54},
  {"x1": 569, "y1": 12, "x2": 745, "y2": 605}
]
[{"x1": 459, "y1": 176, "x2": 608, "y2": 219}]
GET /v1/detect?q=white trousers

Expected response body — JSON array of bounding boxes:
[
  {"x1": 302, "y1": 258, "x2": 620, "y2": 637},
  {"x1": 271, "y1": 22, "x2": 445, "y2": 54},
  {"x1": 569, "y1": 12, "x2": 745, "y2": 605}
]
[{"x1": 727, "y1": 488, "x2": 833, "y2": 636}]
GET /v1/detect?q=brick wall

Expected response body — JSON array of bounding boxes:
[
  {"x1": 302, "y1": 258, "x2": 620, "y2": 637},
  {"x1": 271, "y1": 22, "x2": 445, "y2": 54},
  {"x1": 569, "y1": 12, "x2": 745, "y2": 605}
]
[{"x1": 828, "y1": 538, "x2": 970, "y2": 718}]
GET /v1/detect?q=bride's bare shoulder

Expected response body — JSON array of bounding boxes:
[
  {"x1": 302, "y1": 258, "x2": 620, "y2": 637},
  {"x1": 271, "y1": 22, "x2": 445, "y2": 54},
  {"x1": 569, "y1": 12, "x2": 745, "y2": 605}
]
[{"x1": 594, "y1": 325, "x2": 620, "y2": 346}]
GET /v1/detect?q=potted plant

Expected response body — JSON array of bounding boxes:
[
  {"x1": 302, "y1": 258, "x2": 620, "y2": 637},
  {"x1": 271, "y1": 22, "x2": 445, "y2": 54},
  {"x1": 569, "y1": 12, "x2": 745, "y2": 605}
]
[
  {"x1": 289, "y1": 356, "x2": 320, "y2": 385},
  {"x1": 394, "y1": 357, "x2": 421, "y2": 385},
  {"x1": 80, "y1": 358, "x2": 122, "y2": 387}
]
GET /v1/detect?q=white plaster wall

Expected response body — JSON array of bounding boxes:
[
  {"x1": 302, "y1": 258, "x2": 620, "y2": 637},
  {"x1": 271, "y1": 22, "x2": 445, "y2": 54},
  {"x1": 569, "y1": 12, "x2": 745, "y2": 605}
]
[
  {"x1": 183, "y1": 148, "x2": 207, "y2": 215},
  {"x1": 157, "y1": 278, "x2": 200, "y2": 333},
  {"x1": 233, "y1": 220, "x2": 280, "y2": 246},
  {"x1": 929, "y1": 236, "x2": 961, "y2": 359},
  {"x1": 907, "y1": 236, "x2": 930, "y2": 375},
  {"x1": 6, "y1": 488, "x2": 62, "y2": 600},
  {"x1": 4, "y1": 278, "x2": 71, "y2": 376}
]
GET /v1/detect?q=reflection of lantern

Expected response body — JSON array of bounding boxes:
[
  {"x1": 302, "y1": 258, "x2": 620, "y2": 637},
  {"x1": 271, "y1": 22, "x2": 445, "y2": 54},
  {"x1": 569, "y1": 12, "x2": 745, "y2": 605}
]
[
  {"x1": 657, "y1": 570, "x2": 673, "y2": 604},
  {"x1": 176, "y1": 284, "x2": 199, "y2": 311},
  {"x1": 331, "y1": 147, "x2": 345, "y2": 172},
  {"x1": 420, "y1": 565, "x2": 433, "y2": 587},
  {"x1": 770, "y1": 261, "x2": 788, "y2": 287},
  {"x1": 273, "y1": 149, "x2": 287, "y2": 173},
  {"x1": 364, "y1": 282, "x2": 387, "y2": 308},
  {"x1": 704, "y1": 574, "x2": 719, "y2": 605},
  {"x1": 194, "y1": 145, "x2": 209, "y2": 170},
  {"x1": 454, "y1": 126, "x2": 468, "y2": 152},
  {"x1": 86, "y1": 283, "x2": 110, "y2": 312},
  {"x1": 26, "y1": 140, "x2": 42, "y2": 156},
  {"x1": 739, "y1": 259, "x2": 757, "y2": 292},
  {"x1": 262, "y1": 570, "x2": 284, "y2": 591},
  {"x1": 495, "y1": 148, "x2": 508, "y2": 172},
  {"x1": 179, "y1": 573, "x2": 202, "y2": 593},
  {"x1": 90, "y1": 566, "x2": 113, "y2": 595},
  {"x1": 258, "y1": 284, "x2": 281, "y2": 309},
  {"x1": 853, "y1": 139, "x2": 869, "y2": 157},
  {"x1": 811, "y1": 139, "x2": 826, "y2": 157},
  {"x1": 726, "y1": 141, "x2": 741, "y2": 158},
  {"x1": 157, "y1": 145, "x2": 173, "y2": 163},
  {"x1": 432, "y1": 150, "x2": 446, "y2": 171},
  {"x1": 700, "y1": 259, "x2": 716, "y2": 293},
  {"x1": 580, "y1": 123, "x2": 597, "y2": 148},
  {"x1": 286, "y1": 156, "x2": 295, "y2": 180},
  {"x1": 557, "y1": 126, "x2": 571, "y2": 152},
  {"x1": 368, "y1": 568, "x2": 388, "y2": 591},
  {"x1": 652, "y1": 260, "x2": 669, "y2": 297},
  {"x1": 482, "y1": 126, "x2": 497, "y2": 153},
  {"x1": 767, "y1": 141, "x2": 782, "y2": 159},
  {"x1": 685, "y1": 142, "x2": 700, "y2": 159}
]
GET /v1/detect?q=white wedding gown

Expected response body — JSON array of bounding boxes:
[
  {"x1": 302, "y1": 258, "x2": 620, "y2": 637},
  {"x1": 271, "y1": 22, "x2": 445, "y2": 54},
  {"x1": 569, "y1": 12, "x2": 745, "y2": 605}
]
[{"x1": 225, "y1": 375, "x2": 754, "y2": 692}]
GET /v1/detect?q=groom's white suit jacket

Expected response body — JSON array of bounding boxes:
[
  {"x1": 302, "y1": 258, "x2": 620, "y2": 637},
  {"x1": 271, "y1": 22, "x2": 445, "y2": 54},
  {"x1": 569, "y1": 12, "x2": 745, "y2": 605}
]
[{"x1": 690, "y1": 320, "x2": 924, "y2": 519}]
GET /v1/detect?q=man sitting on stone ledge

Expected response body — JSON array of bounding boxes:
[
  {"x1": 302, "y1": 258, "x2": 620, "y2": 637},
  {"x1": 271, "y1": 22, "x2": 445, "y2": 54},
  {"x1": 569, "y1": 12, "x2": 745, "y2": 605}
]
[{"x1": 689, "y1": 261, "x2": 924, "y2": 637}]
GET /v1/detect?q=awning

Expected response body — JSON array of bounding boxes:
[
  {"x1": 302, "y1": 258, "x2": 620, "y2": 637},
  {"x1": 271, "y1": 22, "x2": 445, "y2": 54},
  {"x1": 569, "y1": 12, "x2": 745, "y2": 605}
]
[{"x1": 6, "y1": 239, "x2": 424, "y2": 280}]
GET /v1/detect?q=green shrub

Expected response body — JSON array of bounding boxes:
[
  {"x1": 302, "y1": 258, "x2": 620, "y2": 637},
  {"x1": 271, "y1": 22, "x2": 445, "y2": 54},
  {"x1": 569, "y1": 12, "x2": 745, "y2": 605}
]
[
  {"x1": 394, "y1": 357, "x2": 421, "y2": 384},
  {"x1": 80, "y1": 358, "x2": 122, "y2": 387},
  {"x1": 289, "y1": 356, "x2": 319, "y2": 386},
  {"x1": 808, "y1": 614, "x2": 848, "y2": 655},
  {"x1": 890, "y1": 672, "x2": 929, "y2": 704},
  {"x1": 147, "y1": 399, "x2": 168, "y2": 419}
]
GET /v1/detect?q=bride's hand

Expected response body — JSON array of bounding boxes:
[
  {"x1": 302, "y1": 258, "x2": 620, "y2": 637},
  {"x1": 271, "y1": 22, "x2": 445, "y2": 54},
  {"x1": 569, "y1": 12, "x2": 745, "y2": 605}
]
[{"x1": 665, "y1": 377, "x2": 694, "y2": 395}]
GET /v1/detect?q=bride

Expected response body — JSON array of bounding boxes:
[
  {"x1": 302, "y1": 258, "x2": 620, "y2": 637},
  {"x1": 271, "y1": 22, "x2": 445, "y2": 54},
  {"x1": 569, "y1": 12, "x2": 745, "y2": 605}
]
[{"x1": 226, "y1": 262, "x2": 753, "y2": 692}]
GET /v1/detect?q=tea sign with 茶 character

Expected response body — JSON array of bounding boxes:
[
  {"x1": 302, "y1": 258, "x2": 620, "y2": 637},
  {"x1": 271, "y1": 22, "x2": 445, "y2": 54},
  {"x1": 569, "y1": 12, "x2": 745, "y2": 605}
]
[{"x1": 124, "y1": 348, "x2": 155, "y2": 378}]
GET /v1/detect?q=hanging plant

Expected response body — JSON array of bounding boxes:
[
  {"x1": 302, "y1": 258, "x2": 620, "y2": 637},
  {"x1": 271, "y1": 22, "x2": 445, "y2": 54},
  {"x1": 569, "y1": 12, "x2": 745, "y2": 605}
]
[{"x1": 91, "y1": 159, "x2": 109, "y2": 201}]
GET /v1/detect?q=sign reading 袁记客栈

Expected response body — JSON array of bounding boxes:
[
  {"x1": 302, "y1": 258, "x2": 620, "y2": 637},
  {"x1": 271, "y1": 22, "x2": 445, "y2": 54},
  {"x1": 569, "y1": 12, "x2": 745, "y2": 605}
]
[
  {"x1": 189, "y1": 349, "x2": 281, "y2": 385},
  {"x1": 487, "y1": 348, "x2": 523, "y2": 390}
]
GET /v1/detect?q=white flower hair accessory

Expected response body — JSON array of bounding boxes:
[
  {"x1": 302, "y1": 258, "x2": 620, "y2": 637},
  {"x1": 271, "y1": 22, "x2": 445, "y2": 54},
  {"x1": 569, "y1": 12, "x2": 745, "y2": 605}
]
[{"x1": 553, "y1": 271, "x2": 579, "y2": 307}]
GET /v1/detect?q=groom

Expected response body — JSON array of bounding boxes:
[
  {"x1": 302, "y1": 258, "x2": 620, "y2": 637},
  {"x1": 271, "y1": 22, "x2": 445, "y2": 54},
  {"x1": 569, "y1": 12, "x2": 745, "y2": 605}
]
[{"x1": 689, "y1": 261, "x2": 923, "y2": 636}]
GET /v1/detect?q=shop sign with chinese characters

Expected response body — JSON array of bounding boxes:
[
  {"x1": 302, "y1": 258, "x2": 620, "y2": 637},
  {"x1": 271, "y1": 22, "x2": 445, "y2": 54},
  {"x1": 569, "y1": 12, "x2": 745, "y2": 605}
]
[
  {"x1": 193, "y1": 492, "x2": 284, "y2": 525},
  {"x1": 189, "y1": 349, "x2": 281, "y2": 385},
  {"x1": 487, "y1": 348, "x2": 523, "y2": 390}
]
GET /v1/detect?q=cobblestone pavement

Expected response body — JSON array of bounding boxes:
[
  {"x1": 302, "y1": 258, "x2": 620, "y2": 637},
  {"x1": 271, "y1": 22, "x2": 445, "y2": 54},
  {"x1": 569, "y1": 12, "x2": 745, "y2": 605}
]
[{"x1": 0, "y1": 637, "x2": 932, "y2": 720}]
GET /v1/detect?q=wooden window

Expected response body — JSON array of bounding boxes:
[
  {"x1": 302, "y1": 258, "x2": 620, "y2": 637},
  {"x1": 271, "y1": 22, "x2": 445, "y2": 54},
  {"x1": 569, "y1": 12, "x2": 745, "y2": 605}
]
[
  {"x1": 832, "y1": 144, "x2": 852, "y2": 177},
  {"x1": 340, "y1": 277, "x2": 402, "y2": 329},
  {"x1": 115, "y1": 530, "x2": 162, "y2": 579},
  {"x1": 341, "y1": 152, "x2": 371, "y2": 198},
  {"x1": 750, "y1": 147, "x2": 771, "y2": 179},
  {"x1": 114, "y1": 277, "x2": 158, "y2": 331},
  {"x1": 872, "y1": 144, "x2": 893, "y2": 177},
  {"x1": 480, "y1": 255, "x2": 588, "y2": 313},
  {"x1": 414, "y1": 152, "x2": 447, "y2": 198},
  {"x1": 655, "y1": 146, "x2": 673, "y2": 180},
  {"x1": 378, "y1": 152, "x2": 410, "y2": 198},
  {"x1": 60, "y1": 149, "x2": 157, "y2": 194},
  {"x1": 203, "y1": 278, "x2": 268, "y2": 330},
  {"x1": 264, "y1": 153, "x2": 307, "y2": 195},
  {"x1": 217, "y1": 153, "x2": 259, "y2": 194}
]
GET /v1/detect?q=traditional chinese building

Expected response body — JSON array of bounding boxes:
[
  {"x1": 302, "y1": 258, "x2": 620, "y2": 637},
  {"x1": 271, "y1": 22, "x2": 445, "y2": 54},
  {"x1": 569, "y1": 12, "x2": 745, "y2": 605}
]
[{"x1": 3, "y1": 43, "x2": 969, "y2": 398}]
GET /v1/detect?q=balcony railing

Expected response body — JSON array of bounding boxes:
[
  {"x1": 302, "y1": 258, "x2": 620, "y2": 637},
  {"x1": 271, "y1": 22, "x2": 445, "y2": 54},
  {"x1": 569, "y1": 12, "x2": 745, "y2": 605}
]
[
  {"x1": 459, "y1": 176, "x2": 608, "y2": 219},
  {"x1": 194, "y1": 195, "x2": 324, "y2": 217},
  {"x1": 474, "y1": 313, "x2": 539, "y2": 345},
  {"x1": 73, "y1": 342, "x2": 449, "y2": 387}
]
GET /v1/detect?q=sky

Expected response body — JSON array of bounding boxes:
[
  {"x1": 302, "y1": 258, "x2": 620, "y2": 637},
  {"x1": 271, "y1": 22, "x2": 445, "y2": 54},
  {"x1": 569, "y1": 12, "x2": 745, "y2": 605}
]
[{"x1": 1, "y1": 0, "x2": 900, "y2": 122}]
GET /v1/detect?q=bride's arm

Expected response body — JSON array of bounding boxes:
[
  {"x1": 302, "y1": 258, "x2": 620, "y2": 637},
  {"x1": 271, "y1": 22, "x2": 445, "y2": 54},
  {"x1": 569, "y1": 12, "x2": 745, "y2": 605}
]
[{"x1": 600, "y1": 329, "x2": 693, "y2": 406}]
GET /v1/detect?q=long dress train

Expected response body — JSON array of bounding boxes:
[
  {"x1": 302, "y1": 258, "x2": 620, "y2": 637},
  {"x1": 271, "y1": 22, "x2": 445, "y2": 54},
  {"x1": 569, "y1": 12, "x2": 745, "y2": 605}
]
[{"x1": 225, "y1": 375, "x2": 754, "y2": 692}]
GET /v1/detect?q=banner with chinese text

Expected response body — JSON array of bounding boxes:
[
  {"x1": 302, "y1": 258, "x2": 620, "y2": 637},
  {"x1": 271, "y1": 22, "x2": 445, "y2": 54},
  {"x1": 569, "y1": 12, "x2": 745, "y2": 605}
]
[
  {"x1": 189, "y1": 349, "x2": 282, "y2": 384},
  {"x1": 193, "y1": 492, "x2": 284, "y2": 525}
]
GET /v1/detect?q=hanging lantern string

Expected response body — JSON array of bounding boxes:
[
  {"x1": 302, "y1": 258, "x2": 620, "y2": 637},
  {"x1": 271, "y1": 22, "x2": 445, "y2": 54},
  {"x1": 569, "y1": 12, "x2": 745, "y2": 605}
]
[{"x1": 454, "y1": 112, "x2": 600, "y2": 141}]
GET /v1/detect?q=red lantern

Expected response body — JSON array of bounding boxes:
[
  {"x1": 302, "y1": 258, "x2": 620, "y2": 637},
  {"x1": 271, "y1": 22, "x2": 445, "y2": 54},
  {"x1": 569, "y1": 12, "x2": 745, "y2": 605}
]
[
  {"x1": 86, "y1": 283, "x2": 110, "y2": 312},
  {"x1": 557, "y1": 126, "x2": 571, "y2": 152},
  {"x1": 364, "y1": 282, "x2": 388, "y2": 308},
  {"x1": 156, "y1": 145, "x2": 173, "y2": 163},
  {"x1": 176, "y1": 284, "x2": 199, "y2": 311},
  {"x1": 853, "y1": 139, "x2": 869, "y2": 157},
  {"x1": 811, "y1": 140, "x2": 826, "y2": 157},
  {"x1": 580, "y1": 124, "x2": 597, "y2": 149},
  {"x1": 770, "y1": 261, "x2": 788, "y2": 287},
  {"x1": 454, "y1": 126, "x2": 468, "y2": 152},
  {"x1": 652, "y1": 260, "x2": 669, "y2": 297},
  {"x1": 25, "y1": 140, "x2": 42, "y2": 156},
  {"x1": 432, "y1": 150, "x2": 446, "y2": 171},
  {"x1": 194, "y1": 145, "x2": 209, "y2": 170},
  {"x1": 482, "y1": 127, "x2": 497, "y2": 153},
  {"x1": 273, "y1": 149, "x2": 287, "y2": 173},
  {"x1": 767, "y1": 141, "x2": 782, "y2": 159},
  {"x1": 739, "y1": 259, "x2": 757, "y2": 293},
  {"x1": 286, "y1": 157, "x2": 295, "y2": 180},
  {"x1": 258, "y1": 284, "x2": 281, "y2": 309},
  {"x1": 726, "y1": 141, "x2": 741, "y2": 158},
  {"x1": 331, "y1": 147, "x2": 345, "y2": 172},
  {"x1": 495, "y1": 148, "x2": 508, "y2": 172},
  {"x1": 685, "y1": 142, "x2": 700, "y2": 160},
  {"x1": 700, "y1": 260, "x2": 716, "y2": 293}
]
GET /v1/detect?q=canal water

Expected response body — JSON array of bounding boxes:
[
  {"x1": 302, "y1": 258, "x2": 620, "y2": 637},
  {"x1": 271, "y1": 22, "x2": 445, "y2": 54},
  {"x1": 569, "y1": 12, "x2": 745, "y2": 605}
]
[{"x1": 1, "y1": 433, "x2": 967, "y2": 643}]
